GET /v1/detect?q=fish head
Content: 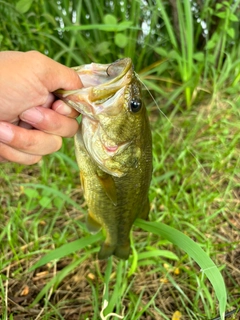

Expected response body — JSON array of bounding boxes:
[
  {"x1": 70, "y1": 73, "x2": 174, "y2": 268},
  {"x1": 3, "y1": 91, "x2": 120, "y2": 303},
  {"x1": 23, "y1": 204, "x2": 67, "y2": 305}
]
[{"x1": 55, "y1": 58, "x2": 150, "y2": 177}]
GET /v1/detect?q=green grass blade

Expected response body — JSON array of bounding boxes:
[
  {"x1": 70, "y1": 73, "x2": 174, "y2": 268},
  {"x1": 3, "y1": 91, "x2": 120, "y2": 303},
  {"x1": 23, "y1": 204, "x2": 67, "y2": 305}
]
[
  {"x1": 30, "y1": 253, "x2": 95, "y2": 306},
  {"x1": 29, "y1": 232, "x2": 103, "y2": 271},
  {"x1": 135, "y1": 219, "x2": 227, "y2": 320}
]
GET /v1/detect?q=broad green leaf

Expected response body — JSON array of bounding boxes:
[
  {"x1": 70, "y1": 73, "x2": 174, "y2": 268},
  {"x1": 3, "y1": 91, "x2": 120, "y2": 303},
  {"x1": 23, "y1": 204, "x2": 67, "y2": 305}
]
[
  {"x1": 103, "y1": 14, "x2": 117, "y2": 25},
  {"x1": 135, "y1": 219, "x2": 227, "y2": 320},
  {"x1": 227, "y1": 28, "x2": 235, "y2": 39},
  {"x1": 16, "y1": 0, "x2": 33, "y2": 13},
  {"x1": 114, "y1": 33, "x2": 128, "y2": 48},
  {"x1": 216, "y1": 3, "x2": 224, "y2": 10},
  {"x1": 215, "y1": 12, "x2": 226, "y2": 19},
  {"x1": 39, "y1": 196, "x2": 52, "y2": 209},
  {"x1": 193, "y1": 52, "x2": 204, "y2": 62},
  {"x1": 24, "y1": 188, "x2": 39, "y2": 198},
  {"x1": 229, "y1": 13, "x2": 238, "y2": 22}
]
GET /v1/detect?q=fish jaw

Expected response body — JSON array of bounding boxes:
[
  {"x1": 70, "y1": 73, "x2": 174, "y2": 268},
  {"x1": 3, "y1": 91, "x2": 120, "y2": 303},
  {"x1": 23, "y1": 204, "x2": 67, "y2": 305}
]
[
  {"x1": 54, "y1": 58, "x2": 133, "y2": 117},
  {"x1": 81, "y1": 116, "x2": 132, "y2": 178}
]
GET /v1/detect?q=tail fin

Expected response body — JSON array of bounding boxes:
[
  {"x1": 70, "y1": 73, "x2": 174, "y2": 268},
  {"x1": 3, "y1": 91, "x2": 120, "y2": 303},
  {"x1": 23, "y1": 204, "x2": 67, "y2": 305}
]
[{"x1": 98, "y1": 241, "x2": 131, "y2": 260}]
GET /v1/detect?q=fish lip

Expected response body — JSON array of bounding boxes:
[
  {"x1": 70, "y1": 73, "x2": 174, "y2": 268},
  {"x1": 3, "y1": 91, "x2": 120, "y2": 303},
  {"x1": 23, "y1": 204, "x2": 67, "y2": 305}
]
[
  {"x1": 102, "y1": 139, "x2": 132, "y2": 155},
  {"x1": 74, "y1": 58, "x2": 133, "y2": 89},
  {"x1": 54, "y1": 58, "x2": 133, "y2": 117}
]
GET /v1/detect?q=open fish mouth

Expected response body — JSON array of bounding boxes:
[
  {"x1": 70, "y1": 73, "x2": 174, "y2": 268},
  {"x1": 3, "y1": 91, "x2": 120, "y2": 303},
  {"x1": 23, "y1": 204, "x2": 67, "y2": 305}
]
[{"x1": 55, "y1": 58, "x2": 133, "y2": 119}]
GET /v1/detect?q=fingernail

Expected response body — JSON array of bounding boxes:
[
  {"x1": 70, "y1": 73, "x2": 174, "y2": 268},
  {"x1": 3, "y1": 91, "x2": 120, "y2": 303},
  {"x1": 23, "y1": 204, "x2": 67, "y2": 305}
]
[
  {"x1": 0, "y1": 122, "x2": 14, "y2": 143},
  {"x1": 21, "y1": 107, "x2": 44, "y2": 124},
  {"x1": 55, "y1": 102, "x2": 72, "y2": 115}
]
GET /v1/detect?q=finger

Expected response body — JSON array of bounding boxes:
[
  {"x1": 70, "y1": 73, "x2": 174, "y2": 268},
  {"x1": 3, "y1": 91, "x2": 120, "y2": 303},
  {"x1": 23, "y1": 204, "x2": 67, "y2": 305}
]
[
  {"x1": 41, "y1": 93, "x2": 55, "y2": 108},
  {"x1": 18, "y1": 121, "x2": 33, "y2": 129},
  {"x1": 25, "y1": 51, "x2": 83, "y2": 91},
  {"x1": 0, "y1": 122, "x2": 62, "y2": 156},
  {"x1": 0, "y1": 143, "x2": 42, "y2": 165},
  {"x1": 52, "y1": 99, "x2": 80, "y2": 118},
  {"x1": 20, "y1": 107, "x2": 79, "y2": 137}
]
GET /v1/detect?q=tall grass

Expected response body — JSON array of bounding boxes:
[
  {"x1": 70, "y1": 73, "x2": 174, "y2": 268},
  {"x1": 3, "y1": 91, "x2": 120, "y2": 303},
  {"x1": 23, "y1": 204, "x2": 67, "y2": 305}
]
[
  {"x1": 1, "y1": 0, "x2": 239, "y2": 106},
  {"x1": 0, "y1": 1, "x2": 240, "y2": 319}
]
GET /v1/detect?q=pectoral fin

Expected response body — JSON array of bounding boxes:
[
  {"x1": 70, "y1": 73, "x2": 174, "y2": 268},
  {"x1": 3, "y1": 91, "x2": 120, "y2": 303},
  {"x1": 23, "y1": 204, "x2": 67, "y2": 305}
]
[{"x1": 96, "y1": 172, "x2": 117, "y2": 206}]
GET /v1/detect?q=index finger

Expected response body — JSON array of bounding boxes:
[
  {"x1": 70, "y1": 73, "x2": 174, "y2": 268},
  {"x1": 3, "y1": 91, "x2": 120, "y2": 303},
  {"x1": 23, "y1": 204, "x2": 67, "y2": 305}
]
[{"x1": 25, "y1": 51, "x2": 83, "y2": 92}]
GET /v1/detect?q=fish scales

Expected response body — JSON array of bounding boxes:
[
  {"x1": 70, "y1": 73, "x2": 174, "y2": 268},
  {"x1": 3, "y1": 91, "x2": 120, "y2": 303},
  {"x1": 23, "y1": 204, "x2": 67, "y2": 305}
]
[{"x1": 55, "y1": 58, "x2": 152, "y2": 259}]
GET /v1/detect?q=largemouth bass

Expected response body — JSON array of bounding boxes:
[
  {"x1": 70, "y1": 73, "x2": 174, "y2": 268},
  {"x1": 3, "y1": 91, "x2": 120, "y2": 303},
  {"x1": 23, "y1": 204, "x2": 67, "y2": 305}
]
[{"x1": 55, "y1": 58, "x2": 152, "y2": 260}]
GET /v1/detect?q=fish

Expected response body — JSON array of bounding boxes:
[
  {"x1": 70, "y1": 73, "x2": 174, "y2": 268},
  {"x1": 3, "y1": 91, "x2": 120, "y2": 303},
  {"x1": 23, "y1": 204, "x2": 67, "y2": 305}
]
[{"x1": 55, "y1": 58, "x2": 152, "y2": 260}]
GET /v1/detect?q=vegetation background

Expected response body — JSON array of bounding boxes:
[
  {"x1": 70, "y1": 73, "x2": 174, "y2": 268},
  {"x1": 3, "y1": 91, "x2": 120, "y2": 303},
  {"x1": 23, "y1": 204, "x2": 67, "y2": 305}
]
[{"x1": 0, "y1": 0, "x2": 239, "y2": 319}]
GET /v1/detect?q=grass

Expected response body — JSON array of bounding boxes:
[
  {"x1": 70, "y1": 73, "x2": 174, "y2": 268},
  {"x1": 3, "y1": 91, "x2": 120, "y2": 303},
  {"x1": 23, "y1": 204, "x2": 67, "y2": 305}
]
[
  {"x1": 0, "y1": 0, "x2": 240, "y2": 319},
  {"x1": 0, "y1": 94, "x2": 239, "y2": 319}
]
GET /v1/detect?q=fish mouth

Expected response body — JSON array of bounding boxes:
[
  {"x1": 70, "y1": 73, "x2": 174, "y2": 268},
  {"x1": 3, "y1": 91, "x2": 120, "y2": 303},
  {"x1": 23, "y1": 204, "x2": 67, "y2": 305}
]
[
  {"x1": 101, "y1": 138, "x2": 131, "y2": 155},
  {"x1": 74, "y1": 58, "x2": 132, "y2": 92},
  {"x1": 54, "y1": 58, "x2": 133, "y2": 118}
]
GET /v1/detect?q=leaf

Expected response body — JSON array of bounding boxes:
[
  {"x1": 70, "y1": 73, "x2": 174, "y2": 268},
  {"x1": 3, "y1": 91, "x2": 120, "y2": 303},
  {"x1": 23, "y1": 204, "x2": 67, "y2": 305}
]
[
  {"x1": 206, "y1": 38, "x2": 217, "y2": 50},
  {"x1": 114, "y1": 33, "x2": 128, "y2": 48},
  {"x1": 215, "y1": 12, "x2": 226, "y2": 19},
  {"x1": 193, "y1": 52, "x2": 204, "y2": 62},
  {"x1": 16, "y1": 0, "x2": 33, "y2": 13},
  {"x1": 63, "y1": 21, "x2": 135, "y2": 33},
  {"x1": 229, "y1": 13, "x2": 238, "y2": 22},
  {"x1": 39, "y1": 196, "x2": 52, "y2": 209},
  {"x1": 103, "y1": 14, "x2": 117, "y2": 25},
  {"x1": 227, "y1": 28, "x2": 235, "y2": 39},
  {"x1": 154, "y1": 47, "x2": 168, "y2": 57},
  {"x1": 116, "y1": 21, "x2": 133, "y2": 31},
  {"x1": 137, "y1": 250, "x2": 179, "y2": 261},
  {"x1": 135, "y1": 219, "x2": 227, "y2": 320},
  {"x1": 29, "y1": 233, "x2": 103, "y2": 271},
  {"x1": 24, "y1": 188, "x2": 39, "y2": 199},
  {"x1": 216, "y1": 3, "x2": 224, "y2": 10}
]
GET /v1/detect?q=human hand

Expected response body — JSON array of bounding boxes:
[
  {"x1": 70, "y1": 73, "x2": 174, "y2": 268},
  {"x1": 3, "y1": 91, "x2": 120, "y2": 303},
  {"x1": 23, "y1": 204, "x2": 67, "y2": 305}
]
[{"x1": 0, "y1": 51, "x2": 83, "y2": 164}]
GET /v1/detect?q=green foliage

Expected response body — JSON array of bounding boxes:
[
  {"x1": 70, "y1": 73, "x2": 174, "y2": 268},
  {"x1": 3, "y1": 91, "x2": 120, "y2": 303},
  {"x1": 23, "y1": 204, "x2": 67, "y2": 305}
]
[
  {"x1": 1, "y1": 0, "x2": 239, "y2": 107},
  {"x1": 0, "y1": 1, "x2": 240, "y2": 319}
]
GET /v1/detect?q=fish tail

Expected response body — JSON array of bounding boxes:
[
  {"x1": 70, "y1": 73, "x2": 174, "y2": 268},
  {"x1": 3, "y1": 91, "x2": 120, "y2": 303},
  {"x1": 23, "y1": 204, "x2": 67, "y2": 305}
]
[
  {"x1": 98, "y1": 241, "x2": 131, "y2": 260},
  {"x1": 98, "y1": 242, "x2": 116, "y2": 260},
  {"x1": 114, "y1": 242, "x2": 131, "y2": 260}
]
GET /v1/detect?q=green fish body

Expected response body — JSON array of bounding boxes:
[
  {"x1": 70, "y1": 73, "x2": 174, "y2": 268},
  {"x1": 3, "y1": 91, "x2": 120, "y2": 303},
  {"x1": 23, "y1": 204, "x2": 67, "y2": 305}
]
[{"x1": 55, "y1": 58, "x2": 152, "y2": 259}]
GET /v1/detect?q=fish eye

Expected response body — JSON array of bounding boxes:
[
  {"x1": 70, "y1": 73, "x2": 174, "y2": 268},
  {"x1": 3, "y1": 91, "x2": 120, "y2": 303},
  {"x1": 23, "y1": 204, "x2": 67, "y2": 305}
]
[{"x1": 129, "y1": 99, "x2": 142, "y2": 113}]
